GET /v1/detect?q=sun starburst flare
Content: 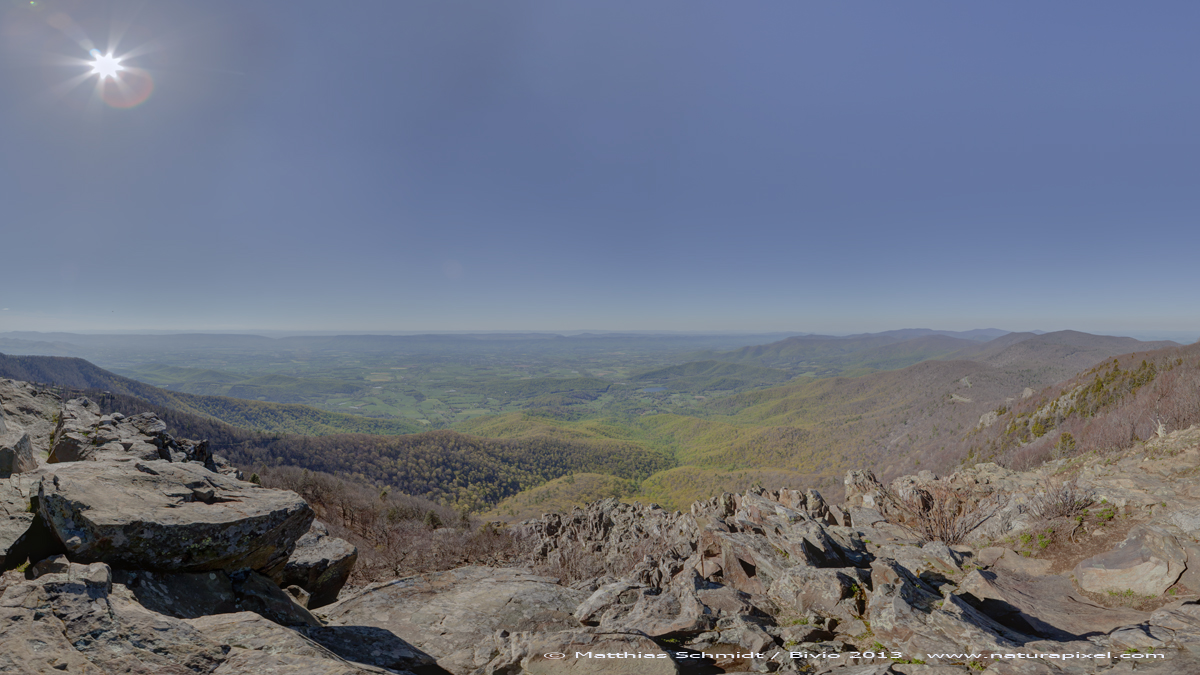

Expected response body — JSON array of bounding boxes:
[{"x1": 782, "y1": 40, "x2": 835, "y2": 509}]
[{"x1": 88, "y1": 49, "x2": 124, "y2": 79}]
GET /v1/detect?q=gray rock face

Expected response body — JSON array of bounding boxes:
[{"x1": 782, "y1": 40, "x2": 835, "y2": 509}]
[
  {"x1": 0, "y1": 381, "x2": 60, "y2": 454},
  {"x1": 574, "y1": 569, "x2": 755, "y2": 638},
  {"x1": 1146, "y1": 601, "x2": 1200, "y2": 655},
  {"x1": 0, "y1": 559, "x2": 229, "y2": 674},
  {"x1": 768, "y1": 565, "x2": 871, "y2": 622},
  {"x1": 957, "y1": 569, "x2": 1148, "y2": 639},
  {"x1": 0, "y1": 430, "x2": 35, "y2": 476},
  {"x1": 0, "y1": 474, "x2": 37, "y2": 567},
  {"x1": 319, "y1": 566, "x2": 588, "y2": 675},
  {"x1": 48, "y1": 401, "x2": 240, "y2": 476},
  {"x1": 481, "y1": 630, "x2": 679, "y2": 675},
  {"x1": 39, "y1": 459, "x2": 313, "y2": 573},
  {"x1": 302, "y1": 624, "x2": 438, "y2": 672},
  {"x1": 187, "y1": 612, "x2": 391, "y2": 675},
  {"x1": 0, "y1": 380, "x2": 54, "y2": 476},
  {"x1": 116, "y1": 568, "x2": 321, "y2": 627},
  {"x1": 1074, "y1": 525, "x2": 1188, "y2": 596},
  {"x1": 265, "y1": 520, "x2": 357, "y2": 609}
]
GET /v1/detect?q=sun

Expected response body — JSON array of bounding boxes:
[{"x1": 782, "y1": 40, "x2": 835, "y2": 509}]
[{"x1": 88, "y1": 48, "x2": 124, "y2": 80}]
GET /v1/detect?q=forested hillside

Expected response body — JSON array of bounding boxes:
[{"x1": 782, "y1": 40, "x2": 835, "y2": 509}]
[
  {"x1": 225, "y1": 430, "x2": 672, "y2": 510},
  {"x1": 0, "y1": 353, "x2": 420, "y2": 435},
  {"x1": 629, "y1": 360, "x2": 792, "y2": 392},
  {"x1": 111, "y1": 363, "x2": 366, "y2": 402},
  {"x1": 461, "y1": 333, "x2": 1186, "y2": 508},
  {"x1": 6, "y1": 329, "x2": 1189, "y2": 515},
  {"x1": 966, "y1": 341, "x2": 1200, "y2": 469},
  {"x1": 35, "y1": 386, "x2": 673, "y2": 510}
]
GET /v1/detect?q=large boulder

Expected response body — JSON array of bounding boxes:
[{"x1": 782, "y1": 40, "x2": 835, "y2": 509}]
[
  {"x1": 0, "y1": 430, "x2": 36, "y2": 476},
  {"x1": 265, "y1": 520, "x2": 357, "y2": 609},
  {"x1": 0, "y1": 380, "x2": 61, "y2": 452},
  {"x1": 48, "y1": 406, "x2": 239, "y2": 476},
  {"x1": 866, "y1": 558, "x2": 1028, "y2": 662},
  {"x1": 1073, "y1": 525, "x2": 1188, "y2": 597},
  {"x1": 0, "y1": 474, "x2": 36, "y2": 567},
  {"x1": 767, "y1": 565, "x2": 871, "y2": 622},
  {"x1": 319, "y1": 566, "x2": 588, "y2": 675},
  {"x1": 0, "y1": 559, "x2": 229, "y2": 673},
  {"x1": 574, "y1": 577, "x2": 713, "y2": 637},
  {"x1": 39, "y1": 460, "x2": 313, "y2": 573}
]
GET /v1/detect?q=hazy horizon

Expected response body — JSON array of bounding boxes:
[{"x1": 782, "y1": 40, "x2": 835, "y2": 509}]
[
  {"x1": 3, "y1": 327, "x2": 1197, "y2": 345},
  {"x1": 3, "y1": 2, "x2": 1198, "y2": 335}
]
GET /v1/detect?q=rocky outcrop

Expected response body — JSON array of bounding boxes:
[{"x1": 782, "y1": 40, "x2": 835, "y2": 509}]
[
  {"x1": 7, "y1": 374, "x2": 1200, "y2": 675},
  {"x1": 39, "y1": 459, "x2": 314, "y2": 573},
  {"x1": 0, "y1": 379, "x2": 60, "y2": 454},
  {"x1": 0, "y1": 380, "x2": 381, "y2": 672},
  {"x1": 0, "y1": 559, "x2": 387, "y2": 675},
  {"x1": 0, "y1": 473, "x2": 38, "y2": 567},
  {"x1": 481, "y1": 630, "x2": 679, "y2": 675},
  {"x1": 0, "y1": 384, "x2": 41, "y2": 477},
  {"x1": 0, "y1": 558, "x2": 230, "y2": 673},
  {"x1": 186, "y1": 612, "x2": 395, "y2": 675},
  {"x1": 48, "y1": 400, "x2": 238, "y2": 476},
  {"x1": 0, "y1": 429, "x2": 35, "y2": 476},
  {"x1": 499, "y1": 429, "x2": 1200, "y2": 673},
  {"x1": 264, "y1": 520, "x2": 357, "y2": 609},
  {"x1": 115, "y1": 567, "x2": 322, "y2": 627},
  {"x1": 1074, "y1": 524, "x2": 1188, "y2": 596},
  {"x1": 319, "y1": 566, "x2": 588, "y2": 674}
]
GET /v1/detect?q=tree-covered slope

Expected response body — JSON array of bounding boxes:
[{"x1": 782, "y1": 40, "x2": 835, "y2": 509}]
[
  {"x1": 0, "y1": 353, "x2": 420, "y2": 436},
  {"x1": 630, "y1": 360, "x2": 792, "y2": 392}
]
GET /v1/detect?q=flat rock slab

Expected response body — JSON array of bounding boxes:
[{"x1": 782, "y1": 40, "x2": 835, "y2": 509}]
[
  {"x1": 320, "y1": 566, "x2": 588, "y2": 675},
  {"x1": 303, "y1": 624, "x2": 438, "y2": 672},
  {"x1": 188, "y1": 612, "x2": 391, "y2": 675},
  {"x1": 485, "y1": 630, "x2": 680, "y2": 675},
  {"x1": 958, "y1": 569, "x2": 1148, "y2": 639},
  {"x1": 976, "y1": 547, "x2": 1053, "y2": 576},
  {"x1": 1074, "y1": 525, "x2": 1187, "y2": 596},
  {"x1": 39, "y1": 460, "x2": 312, "y2": 573}
]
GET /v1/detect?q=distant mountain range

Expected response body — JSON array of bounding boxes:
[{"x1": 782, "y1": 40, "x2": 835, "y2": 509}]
[{"x1": 2, "y1": 328, "x2": 1192, "y2": 512}]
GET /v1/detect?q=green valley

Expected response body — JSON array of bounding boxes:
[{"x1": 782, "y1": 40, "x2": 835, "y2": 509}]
[{"x1": 1, "y1": 329, "x2": 1190, "y2": 515}]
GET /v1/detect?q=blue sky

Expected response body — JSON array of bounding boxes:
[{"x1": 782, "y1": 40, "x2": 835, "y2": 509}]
[{"x1": 2, "y1": 1, "x2": 1197, "y2": 334}]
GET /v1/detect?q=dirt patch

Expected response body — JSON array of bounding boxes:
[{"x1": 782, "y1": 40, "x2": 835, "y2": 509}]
[
  {"x1": 1041, "y1": 515, "x2": 1137, "y2": 576},
  {"x1": 1012, "y1": 514, "x2": 1191, "y2": 613}
]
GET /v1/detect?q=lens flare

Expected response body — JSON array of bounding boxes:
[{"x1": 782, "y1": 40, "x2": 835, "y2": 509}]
[
  {"x1": 84, "y1": 48, "x2": 154, "y2": 108},
  {"x1": 88, "y1": 49, "x2": 123, "y2": 79}
]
